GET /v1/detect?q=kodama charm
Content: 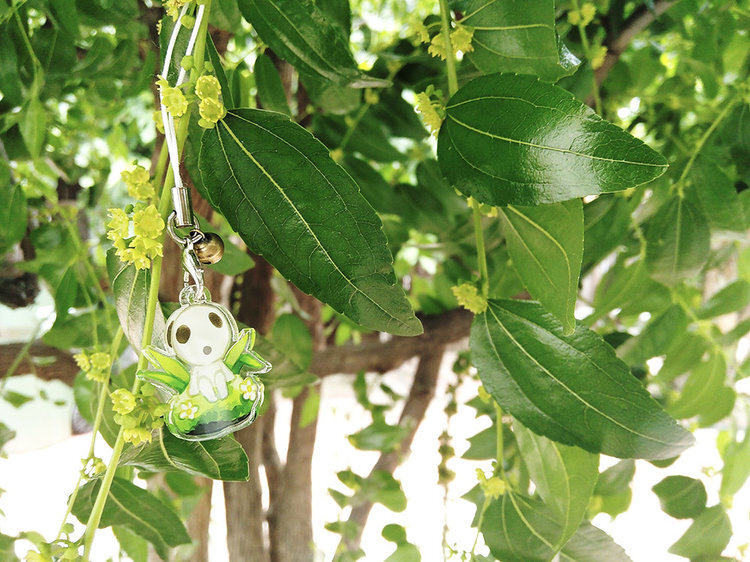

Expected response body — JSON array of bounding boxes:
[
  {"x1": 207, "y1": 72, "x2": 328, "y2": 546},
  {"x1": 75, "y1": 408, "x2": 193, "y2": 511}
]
[{"x1": 137, "y1": 300, "x2": 270, "y2": 441}]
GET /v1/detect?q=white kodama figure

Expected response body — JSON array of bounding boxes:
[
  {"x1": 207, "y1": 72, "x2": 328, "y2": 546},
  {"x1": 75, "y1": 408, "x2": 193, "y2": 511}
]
[{"x1": 164, "y1": 303, "x2": 236, "y2": 402}]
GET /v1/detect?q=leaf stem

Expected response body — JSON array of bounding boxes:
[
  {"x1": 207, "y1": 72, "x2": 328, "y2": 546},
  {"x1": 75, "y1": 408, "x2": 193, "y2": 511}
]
[
  {"x1": 494, "y1": 402, "x2": 504, "y2": 469},
  {"x1": 438, "y1": 0, "x2": 458, "y2": 97},
  {"x1": 472, "y1": 201, "x2": 490, "y2": 297},
  {"x1": 570, "y1": 0, "x2": 602, "y2": 115},
  {"x1": 674, "y1": 98, "x2": 738, "y2": 196}
]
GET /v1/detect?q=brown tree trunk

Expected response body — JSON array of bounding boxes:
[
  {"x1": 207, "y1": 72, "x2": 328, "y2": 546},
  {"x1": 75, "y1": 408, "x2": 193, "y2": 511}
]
[{"x1": 186, "y1": 478, "x2": 213, "y2": 562}]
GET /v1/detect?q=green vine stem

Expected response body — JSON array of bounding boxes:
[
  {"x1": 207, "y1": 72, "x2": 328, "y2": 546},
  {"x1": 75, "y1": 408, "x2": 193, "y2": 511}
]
[
  {"x1": 81, "y1": 2, "x2": 213, "y2": 558},
  {"x1": 438, "y1": 0, "x2": 490, "y2": 298},
  {"x1": 570, "y1": 0, "x2": 602, "y2": 115}
]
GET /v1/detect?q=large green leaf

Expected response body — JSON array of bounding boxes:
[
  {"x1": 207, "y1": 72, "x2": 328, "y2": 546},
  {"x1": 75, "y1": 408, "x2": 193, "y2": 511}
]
[
  {"x1": 482, "y1": 493, "x2": 631, "y2": 561},
  {"x1": 500, "y1": 199, "x2": 583, "y2": 335},
  {"x1": 471, "y1": 300, "x2": 694, "y2": 459},
  {"x1": 652, "y1": 475, "x2": 707, "y2": 519},
  {"x1": 107, "y1": 249, "x2": 166, "y2": 351},
  {"x1": 645, "y1": 197, "x2": 710, "y2": 286},
  {"x1": 237, "y1": 0, "x2": 384, "y2": 88},
  {"x1": 668, "y1": 505, "x2": 732, "y2": 559},
  {"x1": 720, "y1": 429, "x2": 750, "y2": 498},
  {"x1": 514, "y1": 421, "x2": 599, "y2": 548},
  {"x1": 199, "y1": 109, "x2": 422, "y2": 336},
  {"x1": 617, "y1": 304, "x2": 688, "y2": 365},
  {"x1": 72, "y1": 477, "x2": 191, "y2": 560},
  {"x1": 687, "y1": 161, "x2": 746, "y2": 232},
  {"x1": 118, "y1": 429, "x2": 249, "y2": 481},
  {"x1": 437, "y1": 74, "x2": 667, "y2": 206},
  {"x1": 462, "y1": 0, "x2": 579, "y2": 81}
]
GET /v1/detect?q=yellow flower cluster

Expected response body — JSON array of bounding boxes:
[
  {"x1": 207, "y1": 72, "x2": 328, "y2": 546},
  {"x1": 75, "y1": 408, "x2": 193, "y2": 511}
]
[
  {"x1": 73, "y1": 351, "x2": 112, "y2": 383},
  {"x1": 591, "y1": 45, "x2": 608, "y2": 70},
  {"x1": 81, "y1": 456, "x2": 107, "y2": 479},
  {"x1": 165, "y1": 0, "x2": 188, "y2": 20},
  {"x1": 476, "y1": 468, "x2": 506, "y2": 500},
  {"x1": 424, "y1": 24, "x2": 474, "y2": 60},
  {"x1": 107, "y1": 205, "x2": 164, "y2": 270},
  {"x1": 452, "y1": 282, "x2": 488, "y2": 314},
  {"x1": 113, "y1": 384, "x2": 169, "y2": 445},
  {"x1": 121, "y1": 165, "x2": 155, "y2": 201},
  {"x1": 568, "y1": 2, "x2": 596, "y2": 26},
  {"x1": 157, "y1": 77, "x2": 188, "y2": 117},
  {"x1": 196, "y1": 75, "x2": 227, "y2": 128},
  {"x1": 415, "y1": 90, "x2": 445, "y2": 137}
]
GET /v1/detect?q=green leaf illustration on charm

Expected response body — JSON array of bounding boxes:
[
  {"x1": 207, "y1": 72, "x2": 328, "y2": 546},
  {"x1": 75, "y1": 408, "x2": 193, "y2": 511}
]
[
  {"x1": 437, "y1": 73, "x2": 668, "y2": 206},
  {"x1": 500, "y1": 199, "x2": 583, "y2": 335},
  {"x1": 199, "y1": 109, "x2": 422, "y2": 336},
  {"x1": 237, "y1": 0, "x2": 385, "y2": 88},
  {"x1": 470, "y1": 299, "x2": 694, "y2": 460},
  {"x1": 462, "y1": 0, "x2": 579, "y2": 81}
]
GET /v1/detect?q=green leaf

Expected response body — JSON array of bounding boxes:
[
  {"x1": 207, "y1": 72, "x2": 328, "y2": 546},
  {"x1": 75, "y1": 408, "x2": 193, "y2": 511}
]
[
  {"x1": 72, "y1": 477, "x2": 191, "y2": 560},
  {"x1": 696, "y1": 280, "x2": 750, "y2": 319},
  {"x1": 668, "y1": 351, "x2": 726, "y2": 419},
  {"x1": 199, "y1": 109, "x2": 422, "y2": 336},
  {"x1": 514, "y1": 421, "x2": 599, "y2": 548},
  {"x1": 668, "y1": 505, "x2": 731, "y2": 559},
  {"x1": 299, "y1": 386, "x2": 320, "y2": 428},
  {"x1": 588, "y1": 257, "x2": 649, "y2": 324},
  {"x1": 652, "y1": 475, "x2": 707, "y2": 519},
  {"x1": 594, "y1": 460, "x2": 635, "y2": 497},
  {"x1": 687, "y1": 161, "x2": 746, "y2": 232},
  {"x1": 338, "y1": 469, "x2": 407, "y2": 512},
  {"x1": 697, "y1": 385, "x2": 735, "y2": 427},
  {"x1": 0, "y1": 532, "x2": 19, "y2": 562},
  {"x1": 0, "y1": 32, "x2": 23, "y2": 106},
  {"x1": 645, "y1": 197, "x2": 710, "y2": 287},
  {"x1": 113, "y1": 525, "x2": 148, "y2": 562},
  {"x1": 253, "y1": 334, "x2": 318, "y2": 388},
  {"x1": 500, "y1": 200, "x2": 583, "y2": 335},
  {"x1": 617, "y1": 304, "x2": 689, "y2": 365},
  {"x1": 720, "y1": 428, "x2": 750, "y2": 498},
  {"x1": 300, "y1": 73, "x2": 361, "y2": 116},
  {"x1": 0, "y1": 183, "x2": 27, "y2": 253},
  {"x1": 107, "y1": 249, "x2": 166, "y2": 351},
  {"x1": 348, "y1": 418, "x2": 409, "y2": 452},
  {"x1": 271, "y1": 313, "x2": 312, "y2": 370},
  {"x1": 236, "y1": 0, "x2": 384, "y2": 88},
  {"x1": 471, "y1": 300, "x2": 694, "y2": 459},
  {"x1": 462, "y1": 0, "x2": 579, "y2": 81},
  {"x1": 19, "y1": 98, "x2": 47, "y2": 159},
  {"x1": 206, "y1": 34, "x2": 234, "y2": 108},
  {"x1": 118, "y1": 429, "x2": 250, "y2": 481},
  {"x1": 656, "y1": 333, "x2": 710, "y2": 383},
  {"x1": 254, "y1": 53, "x2": 292, "y2": 115},
  {"x1": 482, "y1": 493, "x2": 631, "y2": 562},
  {"x1": 73, "y1": 373, "x2": 119, "y2": 447},
  {"x1": 437, "y1": 74, "x2": 667, "y2": 206}
]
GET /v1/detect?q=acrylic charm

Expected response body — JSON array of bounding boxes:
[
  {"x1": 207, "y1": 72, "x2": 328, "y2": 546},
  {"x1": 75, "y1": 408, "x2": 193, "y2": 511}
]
[{"x1": 137, "y1": 300, "x2": 270, "y2": 440}]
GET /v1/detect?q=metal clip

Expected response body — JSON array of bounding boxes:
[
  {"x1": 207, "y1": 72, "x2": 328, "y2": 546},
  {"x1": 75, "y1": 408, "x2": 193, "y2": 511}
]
[{"x1": 171, "y1": 186, "x2": 194, "y2": 229}]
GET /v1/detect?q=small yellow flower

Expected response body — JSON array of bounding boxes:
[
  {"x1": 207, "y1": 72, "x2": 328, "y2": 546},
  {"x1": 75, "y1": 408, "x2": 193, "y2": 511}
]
[
  {"x1": 121, "y1": 166, "x2": 149, "y2": 186},
  {"x1": 106, "y1": 208, "x2": 130, "y2": 241},
  {"x1": 131, "y1": 235, "x2": 163, "y2": 259},
  {"x1": 452, "y1": 283, "x2": 487, "y2": 314},
  {"x1": 195, "y1": 75, "x2": 221, "y2": 101},
  {"x1": 569, "y1": 3, "x2": 596, "y2": 27},
  {"x1": 153, "y1": 110, "x2": 165, "y2": 134},
  {"x1": 476, "y1": 468, "x2": 506, "y2": 499},
  {"x1": 179, "y1": 401, "x2": 199, "y2": 420},
  {"x1": 591, "y1": 45, "x2": 608, "y2": 70},
  {"x1": 132, "y1": 205, "x2": 164, "y2": 239},
  {"x1": 198, "y1": 98, "x2": 227, "y2": 128},
  {"x1": 428, "y1": 34, "x2": 447, "y2": 60},
  {"x1": 73, "y1": 352, "x2": 90, "y2": 372},
  {"x1": 239, "y1": 379, "x2": 257, "y2": 401},
  {"x1": 364, "y1": 89, "x2": 379, "y2": 106},
  {"x1": 90, "y1": 352, "x2": 111, "y2": 372},
  {"x1": 415, "y1": 91, "x2": 444, "y2": 137},
  {"x1": 414, "y1": 22, "x2": 430, "y2": 44},
  {"x1": 123, "y1": 427, "x2": 152, "y2": 445},
  {"x1": 131, "y1": 252, "x2": 151, "y2": 270},
  {"x1": 158, "y1": 78, "x2": 188, "y2": 117},
  {"x1": 165, "y1": 0, "x2": 187, "y2": 20},
  {"x1": 451, "y1": 25, "x2": 474, "y2": 54},
  {"x1": 111, "y1": 389, "x2": 136, "y2": 415},
  {"x1": 477, "y1": 385, "x2": 492, "y2": 404}
]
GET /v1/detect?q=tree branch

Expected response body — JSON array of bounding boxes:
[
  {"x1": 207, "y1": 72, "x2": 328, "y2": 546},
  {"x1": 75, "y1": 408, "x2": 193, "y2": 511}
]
[
  {"x1": 594, "y1": 1, "x2": 676, "y2": 87},
  {"x1": 0, "y1": 341, "x2": 79, "y2": 385},
  {"x1": 342, "y1": 348, "x2": 446, "y2": 552},
  {"x1": 310, "y1": 308, "x2": 471, "y2": 377}
]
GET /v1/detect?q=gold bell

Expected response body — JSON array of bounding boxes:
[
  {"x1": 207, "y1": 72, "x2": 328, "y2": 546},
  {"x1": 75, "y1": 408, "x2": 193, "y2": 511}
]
[{"x1": 193, "y1": 232, "x2": 225, "y2": 265}]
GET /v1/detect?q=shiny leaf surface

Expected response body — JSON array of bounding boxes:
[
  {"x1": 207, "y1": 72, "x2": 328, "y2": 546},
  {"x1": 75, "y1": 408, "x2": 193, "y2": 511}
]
[
  {"x1": 500, "y1": 199, "x2": 583, "y2": 334},
  {"x1": 437, "y1": 74, "x2": 668, "y2": 206},
  {"x1": 199, "y1": 109, "x2": 422, "y2": 336},
  {"x1": 237, "y1": 0, "x2": 384, "y2": 88},
  {"x1": 462, "y1": 0, "x2": 579, "y2": 81},
  {"x1": 118, "y1": 429, "x2": 249, "y2": 481},
  {"x1": 471, "y1": 299, "x2": 694, "y2": 459}
]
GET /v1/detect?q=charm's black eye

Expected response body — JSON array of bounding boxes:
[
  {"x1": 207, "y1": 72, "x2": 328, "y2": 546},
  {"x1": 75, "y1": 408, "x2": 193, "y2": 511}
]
[
  {"x1": 209, "y1": 312, "x2": 223, "y2": 328},
  {"x1": 166, "y1": 322, "x2": 173, "y2": 347},
  {"x1": 176, "y1": 325, "x2": 191, "y2": 344}
]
